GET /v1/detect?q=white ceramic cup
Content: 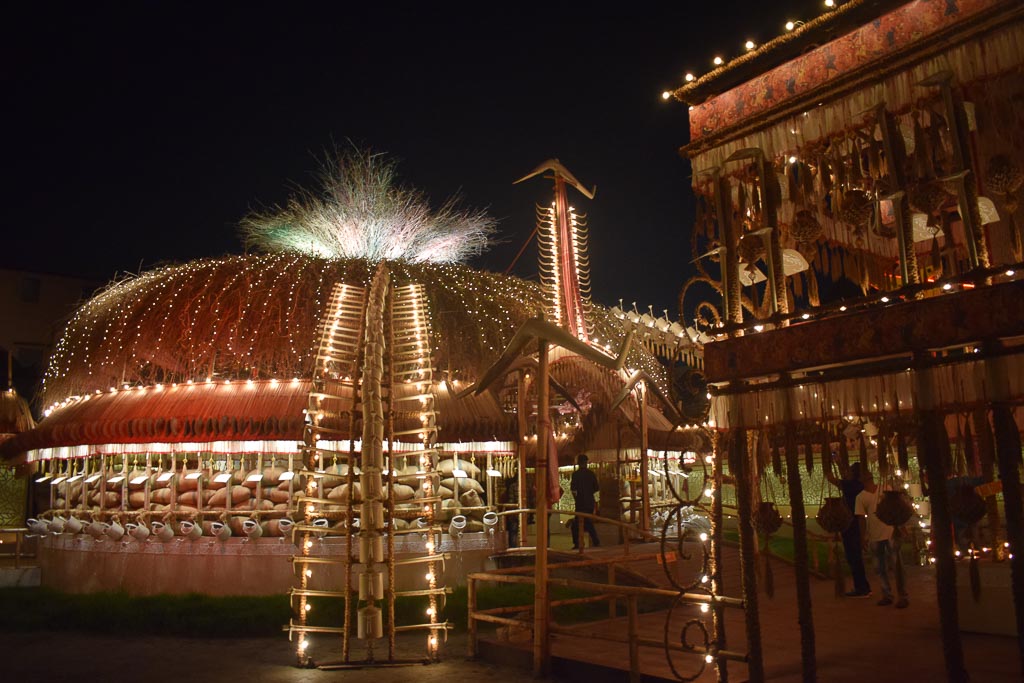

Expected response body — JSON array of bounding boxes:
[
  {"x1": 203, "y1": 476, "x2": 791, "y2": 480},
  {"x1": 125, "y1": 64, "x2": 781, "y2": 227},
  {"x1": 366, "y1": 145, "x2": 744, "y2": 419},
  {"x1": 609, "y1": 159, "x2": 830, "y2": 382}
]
[
  {"x1": 242, "y1": 519, "x2": 263, "y2": 539},
  {"x1": 127, "y1": 523, "x2": 151, "y2": 541},
  {"x1": 211, "y1": 521, "x2": 232, "y2": 541},
  {"x1": 152, "y1": 521, "x2": 175, "y2": 542},
  {"x1": 179, "y1": 520, "x2": 202, "y2": 540},
  {"x1": 48, "y1": 515, "x2": 67, "y2": 534},
  {"x1": 65, "y1": 516, "x2": 85, "y2": 534},
  {"x1": 106, "y1": 521, "x2": 125, "y2": 541},
  {"x1": 86, "y1": 521, "x2": 109, "y2": 540}
]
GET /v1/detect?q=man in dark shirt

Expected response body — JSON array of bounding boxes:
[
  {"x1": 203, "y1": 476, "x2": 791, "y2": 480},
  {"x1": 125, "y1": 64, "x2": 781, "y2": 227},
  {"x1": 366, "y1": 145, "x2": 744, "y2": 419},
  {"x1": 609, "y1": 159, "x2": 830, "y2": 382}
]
[
  {"x1": 570, "y1": 454, "x2": 600, "y2": 549},
  {"x1": 825, "y1": 458, "x2": 872, "y2": 597}
]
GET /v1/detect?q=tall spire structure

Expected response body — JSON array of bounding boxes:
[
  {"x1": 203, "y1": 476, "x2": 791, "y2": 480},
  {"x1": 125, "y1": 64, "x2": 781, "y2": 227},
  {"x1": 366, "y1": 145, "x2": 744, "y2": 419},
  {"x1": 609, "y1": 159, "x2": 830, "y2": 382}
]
[{"x1": 515, "y1": 159, "x2": 596, "y2": 341}]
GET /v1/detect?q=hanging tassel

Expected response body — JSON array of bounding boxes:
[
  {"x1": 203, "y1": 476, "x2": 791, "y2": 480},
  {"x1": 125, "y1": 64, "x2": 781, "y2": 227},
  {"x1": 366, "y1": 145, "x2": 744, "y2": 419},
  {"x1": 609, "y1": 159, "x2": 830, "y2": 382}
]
[
  {"x1": 858, "y1": 431, "x2": 869, "y2": 467},
  {"x1": 969, "y1": 553, "x2": 982, "y2": 602},
  {"x1": 771, "y1": 436, "x2": 783, "y2": 477},
  {"x1": 757, "y1": 428, "x2": 771, "y2": 475},
  {"x1": 807, "y1": 269, "x2": 821, "y2": 308},
  {"x1": 878, "y1": 429, "x2": 890, "y2": 478},
  {"x1": 931, "y1": 236, "x2": 943, "y2": 275},
  {"x1": 897, "y1": 431, "x2": 910, "y2": 472},
  {"x1": 963, "y1": 417, "x2": 979, "y2": 477},
  {"x1": 973, "y1": 408, "x2": 996, "y2": 472},
  {"x1": 912, "y1": 110, "x2": 931, "y2": 179},
  {"x1": 804, "y1": 438, "x2": 815, "y2": 473},
  {"x1": 839, "y1": 430, "x2": 851, "y2": 472},
  {"x1": 821, "y1": 429, "x2": 833, "y2": 470}
]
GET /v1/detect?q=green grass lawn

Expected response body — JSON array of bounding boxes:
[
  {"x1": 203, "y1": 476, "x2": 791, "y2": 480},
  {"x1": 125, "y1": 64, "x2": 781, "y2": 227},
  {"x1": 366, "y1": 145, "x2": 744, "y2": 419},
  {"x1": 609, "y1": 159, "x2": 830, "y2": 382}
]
[{"x1": 0, "y1": 582, "x2": 614, "y2": 638}]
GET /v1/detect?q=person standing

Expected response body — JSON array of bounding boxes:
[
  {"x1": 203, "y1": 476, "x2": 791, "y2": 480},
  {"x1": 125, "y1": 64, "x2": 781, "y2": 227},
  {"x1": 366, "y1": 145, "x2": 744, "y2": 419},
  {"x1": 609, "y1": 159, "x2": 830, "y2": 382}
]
[
  {"x1": 856, "y1": 470, "x2": 909, "y2": 608},
  {"x1": 825, "y1": 458, "x2": 872, "y2": 597},
  {"x1": 570, "y1": 453, "x2": 600, "y2": 549}
]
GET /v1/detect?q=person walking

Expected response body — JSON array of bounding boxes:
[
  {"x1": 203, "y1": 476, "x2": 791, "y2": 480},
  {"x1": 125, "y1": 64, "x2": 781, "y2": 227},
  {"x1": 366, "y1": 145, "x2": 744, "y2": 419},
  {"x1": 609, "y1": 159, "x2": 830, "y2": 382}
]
[
  {"x1": 825, "y1": 458, "x2": 872, "y2": 597},
  {"x1": 570, "y1": 454, "x2": 600, "y2": 549},
  {"x1": 856, "y1": 470, "x2": 910, "y2": 608}
]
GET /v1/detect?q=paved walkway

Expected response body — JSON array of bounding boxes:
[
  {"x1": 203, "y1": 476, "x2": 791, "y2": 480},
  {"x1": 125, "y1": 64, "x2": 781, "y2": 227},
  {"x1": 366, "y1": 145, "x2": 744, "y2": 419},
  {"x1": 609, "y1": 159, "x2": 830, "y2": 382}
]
[{"x1": 480, "y1": 542, "x2": 1021, "y2": 682}]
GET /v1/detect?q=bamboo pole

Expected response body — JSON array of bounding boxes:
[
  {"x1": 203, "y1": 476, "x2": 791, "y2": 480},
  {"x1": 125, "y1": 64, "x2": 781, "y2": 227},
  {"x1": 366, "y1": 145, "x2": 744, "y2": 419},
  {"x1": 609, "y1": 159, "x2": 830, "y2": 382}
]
[
  {"x1": 914, "y1": 360, "x2": 967, "y2": 683},
  {"x1": 732, "y1": 414, "x2": 765, "y2": 682},
  {"x1": 533, "y1": 337, "x2": 551, "y2": 677},
  {"x1": 781, "y1": 383, "x2": 816, "y2": 682},
  {"x1": 468, "y1": 577, "x2": 478, "y2": 658},
  {"x1": 984, "y1": 350, "x2": 1024, "y2": 671},
  {"x1": 517, "y1": 370, "x2": 528, "y2": 548},
  {"x1": 627, "y1": 595, "x2": 640, "y2": 683},
  {"x1": 639, "y1": 383, "x2": 650, "y2": 533},
  {"x1": 711, "y1": 430, "x2": 729, "y2": 683}
]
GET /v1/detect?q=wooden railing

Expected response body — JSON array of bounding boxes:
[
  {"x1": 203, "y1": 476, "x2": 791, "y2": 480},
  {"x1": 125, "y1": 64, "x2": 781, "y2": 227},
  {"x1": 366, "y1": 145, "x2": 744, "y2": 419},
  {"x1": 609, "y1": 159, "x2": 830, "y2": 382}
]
[{"x1": 469, "y1": 508, "x2": 747, "y2": 683}]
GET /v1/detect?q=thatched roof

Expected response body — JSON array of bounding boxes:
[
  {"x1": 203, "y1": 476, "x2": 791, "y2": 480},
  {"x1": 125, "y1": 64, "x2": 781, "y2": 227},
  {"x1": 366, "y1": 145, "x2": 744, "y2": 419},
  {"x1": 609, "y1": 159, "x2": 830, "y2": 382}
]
[{"x1": 3, "y1": 254, "x2": 672, "y2": 458}]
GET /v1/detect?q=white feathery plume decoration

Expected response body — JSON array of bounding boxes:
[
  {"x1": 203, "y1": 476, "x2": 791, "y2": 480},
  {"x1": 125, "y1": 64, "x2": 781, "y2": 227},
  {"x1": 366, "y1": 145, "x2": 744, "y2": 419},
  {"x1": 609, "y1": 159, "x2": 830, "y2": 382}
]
[{"x1": 241, "y1": 150, "x2": 495, "y2": 263}]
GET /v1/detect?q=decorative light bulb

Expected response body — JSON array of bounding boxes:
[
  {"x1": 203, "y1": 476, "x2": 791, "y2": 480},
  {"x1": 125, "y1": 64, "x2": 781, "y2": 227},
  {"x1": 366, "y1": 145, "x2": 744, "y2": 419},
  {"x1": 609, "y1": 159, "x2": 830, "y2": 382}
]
[
  {"x1": 713, "y1": 56, "x2": 723, "y2": 66},
  {"x1": 744, "y1": 40, "x2": 755, "y2": 50},
  {"x1": 661, "y1": 91, "x2": 671, "y2": 100},
  {"x1": 785, "y1": 21, "x2": 796, "y2": 31},
  {"x1": 685, "y1": 72, "x2": 695, "y2": 82}
]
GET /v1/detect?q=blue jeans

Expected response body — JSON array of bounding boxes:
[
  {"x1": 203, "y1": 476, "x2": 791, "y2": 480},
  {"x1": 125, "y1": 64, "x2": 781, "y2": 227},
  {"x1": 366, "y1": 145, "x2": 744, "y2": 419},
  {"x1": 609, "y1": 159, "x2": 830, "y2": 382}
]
[{"x1": 873, "y1": 539, "x2": 907, "y2": 600}]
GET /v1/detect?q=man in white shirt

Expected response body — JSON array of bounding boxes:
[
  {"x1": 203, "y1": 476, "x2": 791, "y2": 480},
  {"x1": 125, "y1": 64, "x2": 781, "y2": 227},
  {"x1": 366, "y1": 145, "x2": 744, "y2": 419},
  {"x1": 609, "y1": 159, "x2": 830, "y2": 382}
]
[{"x1": 855, "y1": 470, "x2": 909, "y2": 608}]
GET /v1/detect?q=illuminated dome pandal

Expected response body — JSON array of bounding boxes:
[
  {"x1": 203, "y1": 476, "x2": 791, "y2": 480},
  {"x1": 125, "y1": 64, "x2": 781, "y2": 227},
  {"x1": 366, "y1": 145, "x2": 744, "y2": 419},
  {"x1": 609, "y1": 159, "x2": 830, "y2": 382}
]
[{"x1": 2, "y1": 152, "x2": 687, "y2": 668}]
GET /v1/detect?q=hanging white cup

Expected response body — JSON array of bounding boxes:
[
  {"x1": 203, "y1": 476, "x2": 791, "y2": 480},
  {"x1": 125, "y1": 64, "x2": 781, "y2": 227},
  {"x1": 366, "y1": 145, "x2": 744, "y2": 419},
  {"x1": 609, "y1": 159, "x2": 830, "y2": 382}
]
[
  {"x1": 127, "y1": 523, "x2": 151, "y2": 542},
  {"x1": 179, "y1": 520, "x2": 202, "y2": 540},
  {"x1": 106, "y1": 521, "x2": 125, "y2": 541},
  {"x1": 152, "y1": 521, "x2": 174, "y2": 542}
]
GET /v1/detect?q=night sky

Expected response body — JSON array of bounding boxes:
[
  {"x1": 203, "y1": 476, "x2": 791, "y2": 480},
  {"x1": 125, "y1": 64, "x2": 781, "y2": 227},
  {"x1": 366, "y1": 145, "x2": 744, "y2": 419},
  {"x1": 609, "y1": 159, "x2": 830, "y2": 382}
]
[{"x1": 5, "y1": 1, "x2": 827, "y2": 319}]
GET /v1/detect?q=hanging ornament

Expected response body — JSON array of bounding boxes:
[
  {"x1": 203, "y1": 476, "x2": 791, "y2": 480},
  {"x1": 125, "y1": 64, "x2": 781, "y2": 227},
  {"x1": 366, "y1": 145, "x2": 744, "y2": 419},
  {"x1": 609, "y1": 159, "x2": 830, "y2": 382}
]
[
  {"x1": 896, "y1": 431, "x2": 910, "y2": 472},
  {"x1": 771, "y1": 435, "x2": 783, "y2": 478}
]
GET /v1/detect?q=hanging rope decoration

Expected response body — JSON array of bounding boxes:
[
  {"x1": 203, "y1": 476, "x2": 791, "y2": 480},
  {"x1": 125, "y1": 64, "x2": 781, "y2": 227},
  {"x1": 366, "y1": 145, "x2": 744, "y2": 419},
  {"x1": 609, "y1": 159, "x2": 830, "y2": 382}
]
[
  {"x1": 896, "y1": 431, "x2": 910, "y2": 472},
  {"x1": 771, "y1": 434, "x2": 783, "y2": 478},
  {"x1": 754, "y1": 501, "x2": 783, "y2": 599},
  {"x1": 838, "y1": 429, "x2": 850, "y2": 473},
  {"x1": 877, "y1": 427, "x2": 890, "y2": 479}
]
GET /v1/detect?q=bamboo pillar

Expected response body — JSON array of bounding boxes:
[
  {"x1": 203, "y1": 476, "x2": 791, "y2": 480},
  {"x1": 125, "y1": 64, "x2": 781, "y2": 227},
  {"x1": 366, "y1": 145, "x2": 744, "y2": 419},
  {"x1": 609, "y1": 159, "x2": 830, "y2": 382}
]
[
  {"x1": 517, "y1": 370, "x2": 528, "y2": 548},
  {"x1": 533, "y1": 338, "x2": 551, "y2": 677},
  {"x1": 710, "y1": 430, "x2": 729, "y2": 683},
  {"x1": 731, "y1": 405, "x2": 765, "y2": 682},
  {"x1": 985, "y1": 350, "x2": 1024, "y2": 671},
  {"x1": 781, "y1": 383, "x2": 816, "y2": 682},
  {"x1": 914, "y1": 362, "x2": 968, "y2": 682},
  {"x1": 639, "y1": 383, "x2": 650, "y2": 532},
  {"x1": 711, "y1": 168, "x2": 742, "y2": 331}
]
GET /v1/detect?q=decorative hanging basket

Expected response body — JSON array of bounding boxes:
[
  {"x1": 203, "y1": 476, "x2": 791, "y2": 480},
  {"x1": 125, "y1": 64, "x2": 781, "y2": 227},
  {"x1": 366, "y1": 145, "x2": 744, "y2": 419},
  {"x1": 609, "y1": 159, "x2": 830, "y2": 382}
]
[
  {"x1": 876, "y1": 490, "x2": 914, "y2": 527},
  {"x1": 908, "y1": 180, "x2": 954, "y2": 215},
  {"x1": 754, "y1": 501, "x2": 783, "y2": 536},
  {"x1": 839, "y1": 189, "x2": 874, "y2": 228},
  {"x1": 816, "y1": 497, "x2": 853, "y2": 534},
  {"x1": 738, "y1": 231, "x2": 766, "y2": 264},
  {"x1": 949, "y1": 484, "x2": 986, "y2": 525},
  {"x1": 791, "y1": 209, "x2": 823, "y2": 243},
  {"x1": 986, "y1": 154, "x2": 1023, "y2": 195}
]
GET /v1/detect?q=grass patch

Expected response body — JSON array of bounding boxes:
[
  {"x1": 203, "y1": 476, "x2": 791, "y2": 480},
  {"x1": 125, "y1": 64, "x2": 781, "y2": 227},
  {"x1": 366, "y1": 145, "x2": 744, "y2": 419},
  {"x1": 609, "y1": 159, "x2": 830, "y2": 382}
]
[
  {"x1": 0, "y1": 588, "x2": 290, "y2": 637},
  {"x1": 0, "y1": 582, "x2": 631, "y2": 638},
  {"x1": 722, "y1": 529, "x2": 834, "y2": 576}
]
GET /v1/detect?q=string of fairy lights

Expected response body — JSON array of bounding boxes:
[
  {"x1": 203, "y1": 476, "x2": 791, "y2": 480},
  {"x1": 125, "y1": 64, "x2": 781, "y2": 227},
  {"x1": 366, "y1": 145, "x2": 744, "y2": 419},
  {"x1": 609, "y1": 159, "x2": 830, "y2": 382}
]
[
  {"x1": 391, "y1": 281, "x2": 446, "y2": 659},
  {"x1": 660, "y1": 0, "x2": 849, "y2": 102}
]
